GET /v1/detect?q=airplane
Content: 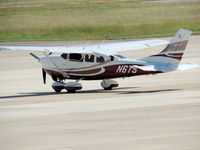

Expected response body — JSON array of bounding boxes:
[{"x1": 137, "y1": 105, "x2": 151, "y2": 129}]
[{"x1": 0, "y1": 29, "x2": 199, "y2": 93}]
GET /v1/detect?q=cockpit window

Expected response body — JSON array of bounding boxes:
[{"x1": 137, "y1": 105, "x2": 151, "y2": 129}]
[
  {"x1": 113, "y1": 54, "x2": 126, "y2": 59},
  {"x1": 69, "y1": 53, "x2": 83, "y2": 62},
  {"x1": 96, "y1": 56, "x2": 105, "y2": 63},
  {"x1": 85, "y1": 54, "x2": 94, "y2": 62},
  {"x1": 61, "y1": 53, "x2": 68, "y2": 60},
  {"x1": 110, "y1": 55, "x2": 114, "y2": 61}
]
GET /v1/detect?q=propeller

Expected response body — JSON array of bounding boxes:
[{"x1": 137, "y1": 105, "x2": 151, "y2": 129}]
[
  {"x1": 29, "y1": 53, "x2": 46, "y2": 84},
  {"x1": 29, "y1": 52, "x2": 40, "y2": 62},
  {"x1": 42, "y1": 68, "x2": 46, "y2": 84}
]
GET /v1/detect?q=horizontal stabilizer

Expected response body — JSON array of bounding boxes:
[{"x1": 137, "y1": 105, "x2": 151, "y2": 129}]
[
  {"x1": 178, "y1": 63, "x2": 199, "y2": 71},
  {"x1": 133, "y1": 65, "x2": 156, "y2": 71},
  {"x1": 133, "y1": 64, "x2": 173, "y2": 72},
  {"x1": 133, "y1": 62, "x2": 199, "y2": 72}
]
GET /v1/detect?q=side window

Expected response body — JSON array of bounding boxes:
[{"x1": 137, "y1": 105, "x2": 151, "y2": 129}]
[
  {"x1": 96, "y1": 56, "x2": 105, "y2": 63},
  {"x1": 85, "y1": 54, "x2": 94, "y2": 62},
  {"x1": 110, "y1": 55, "x2": 114, "y2": 61},
  {"x1": 110, "y1": 55, "x2": 118, "y2": 61},
  {"x1": 61, "y1": 53, "x2": 68, "y2": 60},
  {"x1": 69, "y1": 53, "x2": 83, "y2": 62}
]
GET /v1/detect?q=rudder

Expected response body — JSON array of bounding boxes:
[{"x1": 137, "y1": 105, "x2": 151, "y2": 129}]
[
  {"x1": 160, "y1": 28, "x2": 192, "y2": 61},
  {"x1": 141, "y1": 29, "x2": 192, "y2": 71}
]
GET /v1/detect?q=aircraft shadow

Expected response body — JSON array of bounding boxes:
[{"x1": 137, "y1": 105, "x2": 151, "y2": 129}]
[{"x1": 0, "y1": 87, "x2": 181, "y2": 99}]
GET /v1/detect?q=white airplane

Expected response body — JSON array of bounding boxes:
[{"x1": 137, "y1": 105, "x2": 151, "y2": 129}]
[{"x1": 0, "y1": 29, "x2": 199, "y2": 93}]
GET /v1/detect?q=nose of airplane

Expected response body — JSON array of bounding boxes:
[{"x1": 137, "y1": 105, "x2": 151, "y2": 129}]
[
  {"x1": 40, "y1": 57, "x2": 49, "y2": 68},
  {"x1": 40, "y1": 56, "x2": 60, "y2": 69}
]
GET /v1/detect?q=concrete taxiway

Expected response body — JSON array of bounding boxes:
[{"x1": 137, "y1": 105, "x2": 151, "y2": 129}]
[{"x1": 0, "y1": 36, "x2": 200, "y2": 150}]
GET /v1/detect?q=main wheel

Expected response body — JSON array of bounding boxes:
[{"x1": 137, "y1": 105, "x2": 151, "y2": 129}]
[
  {"x1": 101, "y1": 80, "x2": 118, "y2": 90},
  {"x1": 54, "y1": 88, "x2": 62, "y2": 93},
  {"x1": 104, "y1": 86, "x2": 112, "y2": 90},
  {"x1": 67, "y1": 90, "x2": 76, "y2": 93}
]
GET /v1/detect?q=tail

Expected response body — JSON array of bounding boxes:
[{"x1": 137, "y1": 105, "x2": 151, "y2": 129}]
[{"x1": 141, "y1": 29, "x2": 192, "y2": 72}]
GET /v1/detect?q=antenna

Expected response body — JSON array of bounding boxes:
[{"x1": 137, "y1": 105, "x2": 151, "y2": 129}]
[
  {"x1": 82, "y1": 40, "x2": 91, "y2": 50},
  {"x1": 86, "y1": 40, "x2": 91, "y2": 46},
  {"x1": 97, "y1": 35, "x2": 108, "y2": 49}
]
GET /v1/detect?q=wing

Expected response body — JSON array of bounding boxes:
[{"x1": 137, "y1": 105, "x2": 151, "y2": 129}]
[
  {"x1": 92, "y1": 39, "x2": 169, "y2": 55},
  {"x1": 65, "y1": 39, "x2": 169, "y2": 55},
  {"x1": 0, "y1": 39, "x2": 168, "y2": 55},
  {"x1": 0, "y1": 46, "x2": 91, "y2": 53}
]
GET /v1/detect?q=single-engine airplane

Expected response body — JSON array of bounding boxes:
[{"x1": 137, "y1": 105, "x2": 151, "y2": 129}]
[{"x1": 0, "y1": 29, "x2": 199, "y2": 93}]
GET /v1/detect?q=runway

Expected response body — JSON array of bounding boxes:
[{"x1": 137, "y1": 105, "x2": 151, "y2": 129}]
[{"x1": 0, "y1": 36, "x2": 200, "y2": 150}]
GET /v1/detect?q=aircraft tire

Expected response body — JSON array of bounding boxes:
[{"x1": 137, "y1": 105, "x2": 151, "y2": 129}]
[
  {"x1": 54, "y1": 88, "x2": 62, "y2": 93},
  {"x1": 104, "y1": 87, "x2": 112, "y2": 90},
  {"x1": 67, "y1": 90, "x2": 76, "y2": 93}
]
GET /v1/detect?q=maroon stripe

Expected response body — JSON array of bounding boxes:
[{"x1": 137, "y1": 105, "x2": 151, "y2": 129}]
[
  {"x1": 44, "y1": 64, "x2": 162, "y2": 80},
  {"x1": 150, "y1": 54, "x2": 182, "y2": 60},
  {"x1": 161, "y1": 40, "x2": 188, "y2": 53}
]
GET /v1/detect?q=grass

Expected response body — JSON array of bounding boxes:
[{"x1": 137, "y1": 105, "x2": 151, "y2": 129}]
[{"x1": 0, "y1": 0, "x2": 200, "y2": 41}]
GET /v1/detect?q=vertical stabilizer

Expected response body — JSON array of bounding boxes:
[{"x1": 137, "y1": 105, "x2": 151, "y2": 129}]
[
  {"x1": 141, "y1": 29, "x2": 192, "y2": 71},
  {"x1": 160, "y1": 28, "x2": 192, "y2": 59}
]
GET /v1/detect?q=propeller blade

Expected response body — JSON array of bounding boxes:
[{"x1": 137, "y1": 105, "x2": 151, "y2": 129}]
[
  {"x1": 42, "y1": 68, "x2": 46, "y2": 84},
  {"x1": 30, "y1": 52, "x2": 40, "y2": 62}
]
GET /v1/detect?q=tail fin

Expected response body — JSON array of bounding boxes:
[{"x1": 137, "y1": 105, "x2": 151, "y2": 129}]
[{"x1": 141, "y1": 29, "x2": 192, "y2": 71}]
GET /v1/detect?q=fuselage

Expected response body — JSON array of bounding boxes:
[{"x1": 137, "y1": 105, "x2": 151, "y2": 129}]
[{"x1": 40, "y1": 53, "x2": 161, "y2": 80}]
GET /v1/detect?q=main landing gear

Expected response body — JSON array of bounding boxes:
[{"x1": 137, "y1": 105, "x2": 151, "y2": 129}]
[
  {"x1": 52, "y1": 79, "x2": 119, "y2": 93},
  {"x1": 52, "y1": 81, "x2": 82, "y2": 93},
  {"x1": 101, "y1": 79, "x2": 119, "y2": 90}
]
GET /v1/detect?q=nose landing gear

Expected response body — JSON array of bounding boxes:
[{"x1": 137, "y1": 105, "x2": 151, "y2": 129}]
[{"x1": 52, "y1": 81, "x2": 64, "y2": 92}]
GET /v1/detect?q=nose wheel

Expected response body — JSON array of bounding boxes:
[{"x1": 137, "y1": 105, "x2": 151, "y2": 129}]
[{"x1": 52, "y1": 81, "x2": 64, "y2": 92}]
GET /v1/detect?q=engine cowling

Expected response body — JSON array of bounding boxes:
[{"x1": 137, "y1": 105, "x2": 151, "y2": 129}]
[{"x1": 101, "y1": 80, "x2": 118, "y2": 90}]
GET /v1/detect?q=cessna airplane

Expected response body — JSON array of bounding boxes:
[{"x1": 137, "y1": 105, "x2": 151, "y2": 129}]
[{"x1": 0, "y1": 29, "x2": 199, "y2": 93}]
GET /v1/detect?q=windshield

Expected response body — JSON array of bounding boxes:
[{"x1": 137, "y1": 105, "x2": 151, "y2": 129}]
[
  {"x1": 69, "y1": 53, "x2": 83, "y2": 62},
  {"x1": 113, "y1": 54, "x2": 126, "y2": 59},
  {"x1": 61, "y1": 53, "x2": 68, "y2": 59}
]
